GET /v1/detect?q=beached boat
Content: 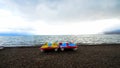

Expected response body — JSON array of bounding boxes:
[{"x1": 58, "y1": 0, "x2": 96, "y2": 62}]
[
  {"x1": 40, "y1": 42, "x2": 78, "y2": 52},
  {"x1": 40, "y1": 42, "x2": 59, "y2": 52},
  {"x1": 59, "y1": 42, "x2": 78, "y2": 51}
]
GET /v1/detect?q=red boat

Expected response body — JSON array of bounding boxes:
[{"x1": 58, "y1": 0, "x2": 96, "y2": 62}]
[{"x1": 59, "y1": 42, "x2": 78, "y2": 51}]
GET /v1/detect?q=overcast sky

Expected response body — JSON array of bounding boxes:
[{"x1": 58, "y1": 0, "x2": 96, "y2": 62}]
[{"x1": 0, "y1": 0, "x2": 120, "y2": 35}]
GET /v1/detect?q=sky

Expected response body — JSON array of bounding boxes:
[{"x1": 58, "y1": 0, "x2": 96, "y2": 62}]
[{"x1": 0, "y1": 0, "x2": 120, "y2": 35}]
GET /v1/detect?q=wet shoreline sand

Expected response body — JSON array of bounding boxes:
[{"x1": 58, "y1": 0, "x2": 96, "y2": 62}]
[{"x1": 0, "y1": 44, "x2": 120, "y2": 68}]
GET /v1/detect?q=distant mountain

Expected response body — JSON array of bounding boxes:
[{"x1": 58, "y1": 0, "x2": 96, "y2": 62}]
[
  {"x1": 104, "y1": 29, "x2": 120, "y2": 34},
  {"x1": 0, "y1": 32, "x2": 31, "y2": 36}
]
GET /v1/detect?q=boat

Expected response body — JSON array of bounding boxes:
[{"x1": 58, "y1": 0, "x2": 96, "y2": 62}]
[
  {"x1": 59, "y1": 42, "x2": 78, "y2": 51},
  {"x1": 40, "y1": 42, "x2": 59, "y2": 52}
]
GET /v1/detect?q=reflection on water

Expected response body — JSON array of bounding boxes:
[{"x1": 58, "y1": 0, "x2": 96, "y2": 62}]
[{"x1": 0, "y1": 34, "x2": 120, "y2": 47}]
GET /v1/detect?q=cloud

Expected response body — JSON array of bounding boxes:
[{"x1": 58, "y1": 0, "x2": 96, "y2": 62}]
[
  {"x1": 0, "y1": 0, "x2": 120, "y2": 35},
  {"x1": 33, "y1": 0, "x2": 120, "y2": 22},
  {"x1": 0, "y1": 9, "x2": 120, "y2": 35},
  {"x1": 0, "y1": 9, "x2": 33, "y2": 34},
  {"x1": 1, "y1": 0, "x2": 120, "y2": 23},
  {"x1": 29, "y1": 18, "x2": 120, "y2": 35}
]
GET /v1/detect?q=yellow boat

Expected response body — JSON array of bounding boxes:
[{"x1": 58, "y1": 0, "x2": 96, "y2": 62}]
[{"x1": 40, "y1": 42, "x2": 59, "y2": 52}]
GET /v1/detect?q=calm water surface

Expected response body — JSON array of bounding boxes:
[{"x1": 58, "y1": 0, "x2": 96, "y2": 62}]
[{"x1": 0, "y1": 34, "x2": 120, "y2": 47}]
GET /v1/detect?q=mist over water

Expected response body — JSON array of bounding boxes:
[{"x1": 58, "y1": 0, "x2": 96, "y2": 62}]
[{"x1": 0, "y1": 34, "x2": 120, "y2": 47}]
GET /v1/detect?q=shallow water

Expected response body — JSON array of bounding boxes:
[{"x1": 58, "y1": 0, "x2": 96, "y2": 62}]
[{"x1": 0, "y1": 34, "x2": 120, "y2": 47}]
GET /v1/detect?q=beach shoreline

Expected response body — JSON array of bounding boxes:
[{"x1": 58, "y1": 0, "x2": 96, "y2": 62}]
[{"x1": 0, "y1": 44, "x2": 120, "y2": 68}]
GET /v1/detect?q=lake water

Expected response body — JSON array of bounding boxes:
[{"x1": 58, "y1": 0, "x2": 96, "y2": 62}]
[{"x1": 0, "y1": 34, "x2": 120, "y2": 47}]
